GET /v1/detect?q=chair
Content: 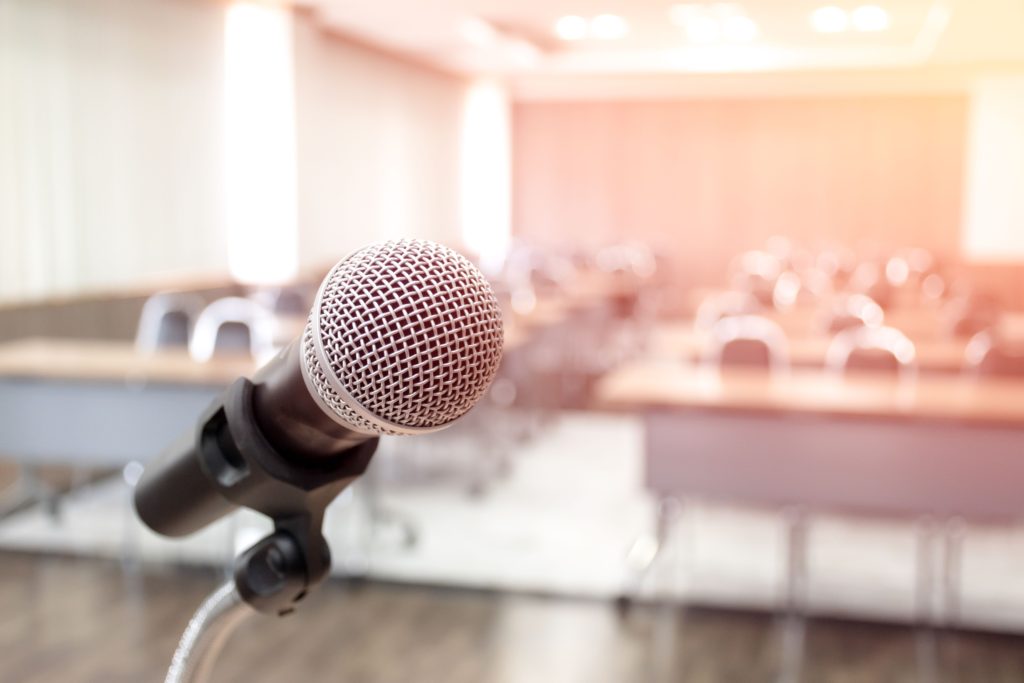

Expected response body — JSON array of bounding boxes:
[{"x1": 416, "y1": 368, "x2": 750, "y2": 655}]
[
  {"x1": 189, "y1": 297, "x2": 275, "y2": 362},
  {"x1": 694, "y1": 291, "x2": 761, "y2": 331},
  {"x1": 964, "y1": 331, "x2": 1024, "y2": 378},
  {"x1": 848, "y1": 261, "x2": 895, "y2": 310},
  {"x1": 943, "y1": 294, "x2": 1000, "y2": 339},
  {"x1": 825, "y1": 293, "x2": 885, "y2": 334},
  {"x1": 729, "y1": 250, "x2": 783, "y2": 308},
  {"x1": 250, "y1": 285, "x2": 312, "y2": 317},
  {"x1": 825, "y1": 325, "x2": 917, "y2": 379},
  {"x1": 704, "y1": 315, "x2": 790, "y2": 375},
  {"x1": 135, "y1": 292, "x2": 206, "y2": 353}
]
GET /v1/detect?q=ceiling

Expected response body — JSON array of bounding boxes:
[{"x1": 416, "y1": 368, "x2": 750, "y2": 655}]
[{"x1": 299, "y1": 0, "x2": 1024, "y2": 89}]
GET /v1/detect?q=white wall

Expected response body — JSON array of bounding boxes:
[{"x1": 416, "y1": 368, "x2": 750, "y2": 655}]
[
  {"x1": 962, "y1": 75, "x2": 1024, "y2": 261},
  {"x1": 0, "y1": 3, "x2": 473, "y2": 302},
  {"x1": 0, "y1": 0, "x2": 227, "y2": 302},
  {"x1": 292, "y1": 17, "x2": 465, "y2": 267}
]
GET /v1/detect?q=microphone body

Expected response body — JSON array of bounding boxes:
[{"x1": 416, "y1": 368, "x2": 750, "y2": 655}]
[
  {"x1": 134, "y1": 342, "x2": 376, "y2": 538},
  {"x1": 134, "y1": 239, "x2": 504, "y2": 542}
]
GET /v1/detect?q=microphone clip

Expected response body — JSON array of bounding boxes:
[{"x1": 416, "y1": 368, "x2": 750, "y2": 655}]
[{"x1": 195, "y1": 377, "x2": 378, "y2": 615}]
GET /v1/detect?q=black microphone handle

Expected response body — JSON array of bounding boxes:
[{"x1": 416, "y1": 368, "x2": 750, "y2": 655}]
[
  {"x1": 133, "y1": 340, "x2": 359, "y2": 537},
  {"x1": 134, "y1": 369, "x2": 379, "y2": 538},
  {"x1": 134, "y1": 428, "x2": 235, "y2": 537}
]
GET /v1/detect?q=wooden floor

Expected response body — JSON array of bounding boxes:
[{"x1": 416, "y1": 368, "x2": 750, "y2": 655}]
[{"x1": 1, "y1": 552, "x2": 1024, "y2": 682}]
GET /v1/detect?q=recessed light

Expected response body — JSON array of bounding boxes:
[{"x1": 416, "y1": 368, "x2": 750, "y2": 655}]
[
  {"x1": 810, "y1": 6, "x2": 849, "y2": 33},
  {"x1": 457, "y1": 17, "x2": 497, "y2": 47},
  {"x1": 508, "y1": 39, "x2": 541, "y2": 66},
  {"x1": 590, "y1": 14, "x2": 629, "y2": 40},
  {"x1": 851, "y1": 5, "x2": 890, "y2": 31},
  {"x1": 722, "y1": 15, "x2": 758, "y2": 42},
  {"x1": 554, "y1": 15, "x2": 588, "y2": 41},
  {"x1": 686, "y1": 15, "x2": 721, "y2": 43},
  {"x1": 669, "y1": 3, "x2": 702, "y2": 27}
]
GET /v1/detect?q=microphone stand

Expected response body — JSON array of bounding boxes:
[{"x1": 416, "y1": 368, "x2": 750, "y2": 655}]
[
  {"x1": 155, "y1": 378, "x2": 379, "y2": 683},
  {"x1": 165, "y1": 581, "x2": 248, "y2": 683}
]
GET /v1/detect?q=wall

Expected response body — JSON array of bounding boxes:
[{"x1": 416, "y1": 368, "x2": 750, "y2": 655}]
[
  {"x1": 513, "y1": 96, "x2": 968, "y2": 289},
  {"x1": 0, "y1": 0, "x2": 227, "y2": 304},
  {"x1": 292, "y1": 17, "x2": 466, "y2": 268}
]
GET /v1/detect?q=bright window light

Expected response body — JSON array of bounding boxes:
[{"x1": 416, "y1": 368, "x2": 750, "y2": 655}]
[
  {"x1": 590, "y1": 14, "x2": 629, "y2": 40},
  {"x1": 223, "y1": 2, "x2": 298, "y2": 286},
  {"x1": 810, "y1": 6, "x2": 849, "y2": 33},
  {"x1": 851, "y1": 5, "x2": 890, "y2": 31},
  {"x1": 554, "y1": 15, "x2": 588, "y2": 41},
  {"x1": 669, "y1": 4, "x2": 702, "y2": 27},
  {"x1": 458, "y1": 16, "x2": 498, "y2": 46},
  {"x1": 686, "y1": 15, "x2": 722, "y2": 43},
  {"x1": 722, "y1": 15, "x2": 758, "y2": 42},
  {"x1": 459, "y1": 80, "x2": 510, "y2": 272}
]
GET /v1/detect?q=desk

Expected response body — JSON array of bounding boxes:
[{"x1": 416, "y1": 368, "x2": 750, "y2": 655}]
[
  {"x1": 0, "y1": 320, "x2": 532, "y2": 466},
  {"x1": 649, "y1": 322, "x2": 969, "y2": 373},
  {"x1": 595, "y1": 362, "x2": 1024, "y2": 518},
  {"x1": 0, "y1": 339, "x2": 256, "y2": 466}
]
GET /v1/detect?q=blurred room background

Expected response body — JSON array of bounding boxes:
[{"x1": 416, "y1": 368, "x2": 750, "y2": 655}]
[{"x1": 2, "y1": 0, "x2": 1024, "y2": 680}]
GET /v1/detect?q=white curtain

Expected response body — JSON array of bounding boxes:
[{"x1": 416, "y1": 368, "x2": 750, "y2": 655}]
[{"x1": 0, "y1": 0, "x2": 228, "y2": 302}]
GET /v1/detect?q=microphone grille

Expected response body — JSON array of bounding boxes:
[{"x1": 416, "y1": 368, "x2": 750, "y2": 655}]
[{"x1": 302, "y1": 239, "x2": 505, "y2": 435}]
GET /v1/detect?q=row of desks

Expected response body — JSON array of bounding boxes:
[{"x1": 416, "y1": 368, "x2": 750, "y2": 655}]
[
  {"x1": 0, "y1": 319, "x2": 538, "y2": 466},
  {"x1": 594, "y1": 358, "x2": 1024, "y2": 519},
  {"x1": 0, "y1": 270, "x2": 616, "y2": 466},
  {"x1": 649, "y1": 322, "x2": 971, "y2": 373}
]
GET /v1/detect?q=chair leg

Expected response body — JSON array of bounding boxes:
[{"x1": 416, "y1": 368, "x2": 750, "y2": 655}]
[
  {"x1": 0, "y1": 465, "x2": 60, "y2": 522},
  {"x1": 914, "y1": 516, "x2": 940, "y2": 683},
  {"x1": 777, "y1": 506, "x2": 808, "y2": 683},
  {"x1": 619, "y1": 496, "x2": 684, "y2": 615},
  {"x1": 914, "y1": 516, "x2": 938, "y2": 625},
  {"x1": 941, "y1": 517, "x2": 966, "y2": 627}
]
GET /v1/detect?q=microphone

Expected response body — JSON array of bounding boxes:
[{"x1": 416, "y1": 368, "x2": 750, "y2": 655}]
[{"x1": 134, "y1": 239, "x2": 505, "y2": 540}]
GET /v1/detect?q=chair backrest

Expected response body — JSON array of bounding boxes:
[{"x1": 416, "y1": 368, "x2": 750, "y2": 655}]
[
  {"x1": 695, "y1": 291, "x2": 761, "y2": 331},
  {"x1": 826, "y1": 293, "x2": 884, "y2": 334},
  {"x1": 943, "y1": 294, "x2": 1000, "y2": 339},
  {"x1": 189, "y1": 297, "x2": 275, "y2": 362},
  {"x1": 825, "y1": 325, "x2": 917, "y2": 379},
  {"x1": 704, "y1": 315, "x2": 790, "y2": 375},
  {"x1": 251, "y1": 286, "x2": 311, "y2": 317},
  {"x1": 964, "y1": 331, "x2": 1024, "y2": 378},
  {"x1": 135, "y1": 292, "x2": 206, "y2": 353}
]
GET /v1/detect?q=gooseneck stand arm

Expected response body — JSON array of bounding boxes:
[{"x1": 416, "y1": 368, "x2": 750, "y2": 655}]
[
  {"x1": 153, "y1": 378, "x2": 380, "y2": 682},
  {"x1": 165, "y1": 582, "x2": 251, "y2": 683}
]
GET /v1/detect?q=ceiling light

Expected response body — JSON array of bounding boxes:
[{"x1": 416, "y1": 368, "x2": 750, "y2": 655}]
[
  {"x1": 508, "y1": 39, "x2": 541, "y2": 66},
  {"x1": 457, "y1": 17, "x2": 497, "y2": 47},
  {"x1": 686, "y1": 15, "x2": 721, "y2": 43},
  {"x1": 590, "y1": 14, "x2": 629, "y2": 40},
  {"x1": 669, "y1": 3, "x2": 702, "y2": 27},
  {"x1": 710, "y1": 3, "x2": 741, "y2": 18},
  {"x1": 851, "y1": 5, "x2": 890, "y2": 31},
  {"x1": 554, "y1": 15, "x2": 588, "y2": 41},
  {"x1": 810, "y1": 6, "x2": 848, "y2": 33},
  {"x1": 722, "y1": 15, "x2": 758, "y2": 42}
]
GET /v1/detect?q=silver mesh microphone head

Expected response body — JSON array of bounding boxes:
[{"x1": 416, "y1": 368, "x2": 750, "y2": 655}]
[{"x1": 300, "y1": 239, "x2": 505, "y2": 435}]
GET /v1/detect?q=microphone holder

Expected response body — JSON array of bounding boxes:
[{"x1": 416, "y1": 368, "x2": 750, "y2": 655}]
[{"x1": 161, "y1": 378, "x2": 379, "y2": 683}]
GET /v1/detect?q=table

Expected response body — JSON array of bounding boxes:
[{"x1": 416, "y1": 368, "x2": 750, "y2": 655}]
[
  {"x1": 598, "y1": 360, "x2": 1024, "y2": 631},
  {"x1": 0, "y1": 319, "x2": 536, "y2": 467},
  {"x1": 0, "y1": 339, "x2": 256, "y2": 466},
  {"x1": 648, "y1": 322, "x2": 969, "y2": 373},
  {"x1": 595, "y1": 361, "x2": 1024, "y2": 518}
]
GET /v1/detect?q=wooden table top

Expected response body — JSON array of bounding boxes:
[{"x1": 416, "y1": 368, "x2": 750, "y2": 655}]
[
  {"x1": 0, "y1": 338, "x2": 258, "y2": 386},
  {"x1": 594, "y1": 360, "x2": 1024, "y2": 426},
  {"x1": 0, "y1": 321, "x2": 531, "y2": 386},
  {"x1": 650, "y1": 322, "x2": 969, "y2": 372}
]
